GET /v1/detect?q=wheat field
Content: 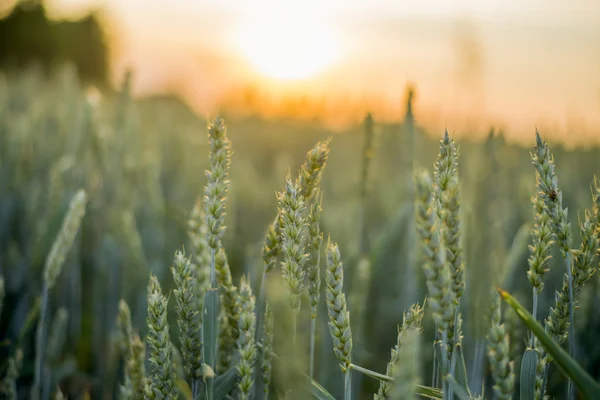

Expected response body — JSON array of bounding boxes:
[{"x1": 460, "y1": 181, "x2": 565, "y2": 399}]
[{"x1": 1, "y1": 65, "x2": 600, "y2": 400}]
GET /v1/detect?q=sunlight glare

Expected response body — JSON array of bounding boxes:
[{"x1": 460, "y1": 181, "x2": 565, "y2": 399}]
[{"x1": 235, "y1": 12, "x2": 341, "y2": 81}]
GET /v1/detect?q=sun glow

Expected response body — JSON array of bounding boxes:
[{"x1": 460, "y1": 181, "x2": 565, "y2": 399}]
[{"x1": 235, "y1": 12, "x2": 341, "y2": 81}]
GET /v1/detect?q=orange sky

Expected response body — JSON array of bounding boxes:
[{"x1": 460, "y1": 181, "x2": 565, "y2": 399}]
[{"x1": 41, "y1": 0, "x2": 600, "y2": 144}]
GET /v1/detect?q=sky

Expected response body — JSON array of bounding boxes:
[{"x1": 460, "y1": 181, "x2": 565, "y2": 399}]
[{"x1": 41, "y1": 0, "x2": 600, "y2": 143}]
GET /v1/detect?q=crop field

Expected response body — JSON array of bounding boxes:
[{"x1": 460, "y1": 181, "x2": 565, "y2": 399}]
[{"x1": 2, "y1": 65, "x2": 600, "y2": 400}]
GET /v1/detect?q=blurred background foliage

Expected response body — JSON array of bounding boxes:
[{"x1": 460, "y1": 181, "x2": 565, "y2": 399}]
[
  {"x1": 0, "y1": 0, "x2": 109, "y2": 87},
  {"x1": 1, "y1": 1, "x2": 600, "y2": 399}
]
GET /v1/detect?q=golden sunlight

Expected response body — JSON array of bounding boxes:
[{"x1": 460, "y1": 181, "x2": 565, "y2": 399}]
[{"x1": 235, "y1": 13, "x2": 341, "y2": 81}]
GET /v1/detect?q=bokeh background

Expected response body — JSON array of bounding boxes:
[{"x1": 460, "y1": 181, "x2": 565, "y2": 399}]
[
  {"x1": 1, "y1": 0, "x2": 600, "y2": 399},
  {"x1": 2, "y1": 0, "x2": 600, "y2": 141}
]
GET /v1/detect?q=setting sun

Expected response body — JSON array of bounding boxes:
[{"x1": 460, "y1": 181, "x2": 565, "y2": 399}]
[{"x1": 235, "y1": 14, "x2": 341, "y2": 81}]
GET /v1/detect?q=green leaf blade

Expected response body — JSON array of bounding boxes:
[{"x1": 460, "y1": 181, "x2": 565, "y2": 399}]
[
  {"x1": 499, "y1": 288, "x2": 600, "y2": 399},
  {"x1": 519, "y1": 349, "x2": 538, "y2": 400}
]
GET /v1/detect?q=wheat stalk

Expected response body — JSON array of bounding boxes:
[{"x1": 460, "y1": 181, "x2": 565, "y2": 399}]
[
  {"x1": 261, "y1": 302, "x2": 274, "y2": 398},
  {"x1": 33, "y1": 189, "x2": 87, "y2": 400},
  {"x1": 215, "y1": 247, "x2": 239, "y2": 372},
  {"x1": 414, "y1": 169, "x2": 454, "y2": 395},
  {"x1": 202, "y1": 116, "x2": 232, "y2": 398},
  {"x1": 307, "y1": 190, "x2": 323, "y2": 378}
]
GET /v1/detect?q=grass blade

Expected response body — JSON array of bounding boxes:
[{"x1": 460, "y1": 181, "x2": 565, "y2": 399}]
[
  {"x1": 18, "y1": 297, "x2": 41, "y2": 347},
  {"x1": 520, "y1": 349, "x2": 538, "y2": 400},
  {"x1": 349, "y1": 364, "x2": 443, "y2": 399},
  {"x1": 454, "y1": 344, "x2": 469, "y2": 394},
  {"x1": 416, "y1": 385, "x2": 445, "y2": 400},
  {"x1": 214, "y1": 367, "x2": 238, "y2": 400},
  {"x1": 445, "y1": 375, "x2": 470, "y2": 400},
  {"x1": 350, "y1": 363, "x2": 392, "y2": 382},
  {"x1": 176, "y1": 379, "x2": 193, "y2": 400},
  {"x1": 309, "y1": 378, "x2": 336, "y2": 400},
  {"x1": 194, "y1": 361, "x2": 239, "y2": 400},
  {"x1": 499, "y1": 288, "x2": 600, "y2": 399}
]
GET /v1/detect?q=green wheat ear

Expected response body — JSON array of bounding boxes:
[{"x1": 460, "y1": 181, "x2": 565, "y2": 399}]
[
  {"x1": 170, "y1": 250, "x2": 202, "y2": 381},
  {"x1": 129, "y1": 333, "x2": 147, "y2": 400},
  {"x1": 204, "y1": 116, "x2": 232, "y2": 252},
  {"x1": 433, "y1": 131, "x2": 464, "y2": 305},
  {"x1": 325, "y1": 240, "x2": 352, "y2": 373},
  {"x1": 44, "y1": 189, "x2": 88, "y2": 289},
  {"x1": 278, "y1": 174, "x2": 308, "y2": 315},
  {"x1": 375, "y1": 303, "x2": 424, "y2": 400},
  {"x1": 262, "y1": 138, "x2": 331, "y2": 275},
  {"x1": 390, "y1": 327, "x2": 421, "y2": 400},
  {"x1": 326, "y1": 239, "x2": 353, "y2": 400},
  {"x1": 487, "y1": 290, "x2": 515, "y2": 400},
  {"x1": 117, "y1": 299, "x2": 133, "y2": 356},
  {"x1": 531, "y1": 131, "x2": 572, "y2": 255},
  {"x1": 236, "y1": 276, "x2": 257, "y2": 400},
  {"x1": 145, "y1": 274, "x2": 177, "y2": 400},
  {"x1": 120, "y1": 324, "x2": 147, "y2": 400},
  {"x1": 527, "y1": 190, "x2": 554, "y2": 297},
  {"x1": 414, "y1": 169, "x2": 454, "y2": 332},
  {"x1": 298, "y1": 138, "x2": 332, "y2": 200}
]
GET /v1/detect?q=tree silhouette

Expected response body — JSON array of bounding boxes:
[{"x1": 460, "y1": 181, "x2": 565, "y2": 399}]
[{"x1": 0, "y1": 0, "x2": 109, "y2": 85}]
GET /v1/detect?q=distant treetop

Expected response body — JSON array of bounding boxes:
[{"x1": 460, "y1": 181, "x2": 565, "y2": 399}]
[{"x1": 0, "y1": 0, "x2": 109, "y2": 86}]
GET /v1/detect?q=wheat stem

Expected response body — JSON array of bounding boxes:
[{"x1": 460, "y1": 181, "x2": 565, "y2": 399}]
[
  {"x1": 345, "y1": 369, "x2": 352, "y2": 400},
  {"x1": 205, "y1": 248, "x2": 217, "y2": 399},
  {"x1": 310, "y1": 317, "x2": 316, "y2": 379},
  {"x1": 565, "y1": 252, "x2": 575, "y2": 400},
  {"x1": 33, "y1": 284, "x2": 49, "y2": 400},
  {"x1": 531, "y1": 290, "x2": 538, "y2": 348},
  {"x1": 441, "y1": 329, "x2": 449, "y2": 399},
  {"x1": 261, "y1": 302, "x2": 274, "y2": 398}
]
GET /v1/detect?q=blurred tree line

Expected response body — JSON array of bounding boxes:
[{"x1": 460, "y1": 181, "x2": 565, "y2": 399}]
[{"x1": 0, "y1": 0, "x2": 109, "y2": 86}]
